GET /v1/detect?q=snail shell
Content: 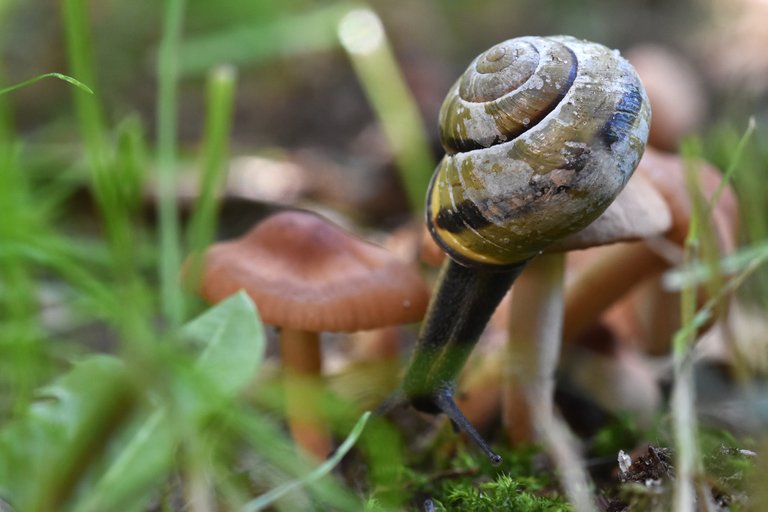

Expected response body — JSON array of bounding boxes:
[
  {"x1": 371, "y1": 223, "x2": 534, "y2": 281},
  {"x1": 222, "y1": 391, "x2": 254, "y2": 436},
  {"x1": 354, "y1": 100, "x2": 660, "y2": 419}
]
[{"x1": 428, "y1": 36, "x2": 651, "y2": 268}]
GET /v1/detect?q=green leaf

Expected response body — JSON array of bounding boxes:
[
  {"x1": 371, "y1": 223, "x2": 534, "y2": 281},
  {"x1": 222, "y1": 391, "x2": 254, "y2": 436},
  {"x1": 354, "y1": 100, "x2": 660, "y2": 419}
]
[
  {"x1": 243, "y1": 411, "x2": 372, "y2": 511},
  {"x1": 75, "y1": 409, "x2": 176, "y2": 512},
  {"x1": 0, "y1": 355, "x2": 133, "y2": 511},
  {"x1": 0, "y1": 293, "x2": 265, "y2": 511},
  {"x1": 78, "y1": 292, "x2": 265, "y2": 510},
  {"x1": 181, "y1": 290, "x2": 265, "y2": 397}
]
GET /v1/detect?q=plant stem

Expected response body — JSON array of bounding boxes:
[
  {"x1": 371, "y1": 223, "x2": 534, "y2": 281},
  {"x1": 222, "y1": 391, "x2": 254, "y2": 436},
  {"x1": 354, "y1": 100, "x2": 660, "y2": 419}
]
[
  {"x1": 157, "y1": 0, "x2": 187, "y2": 327},
  {"x1": 61, "y1": 0, "x2": 154, "y2": 356},
  {"x1": 671, "y1": 142, "x2": 707, "y2": 512},
  {"x1": 338, "y1": 8, "x2": 434, "y2": 215},
  {"x1": 185, "y1": 65, "x2": 237, "y2": 289},
  {"x1": 671, "y1": 353, "x2": 696, "y2": 512}
]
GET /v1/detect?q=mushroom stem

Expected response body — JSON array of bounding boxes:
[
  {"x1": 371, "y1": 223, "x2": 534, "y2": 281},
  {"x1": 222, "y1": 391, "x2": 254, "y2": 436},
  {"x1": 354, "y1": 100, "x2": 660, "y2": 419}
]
[
  {"x1": 504, "y1": 253, "x2": 597, "y2": 512},
  {"x1": 504, "y1": 254, "x2": 565, "y2": 441},
  {"x1": 402, "y1": 257, "x2": 527, "y2": 463},
  {"x1": 279, "y1": 328, "x2": 332, "y2": 460}
]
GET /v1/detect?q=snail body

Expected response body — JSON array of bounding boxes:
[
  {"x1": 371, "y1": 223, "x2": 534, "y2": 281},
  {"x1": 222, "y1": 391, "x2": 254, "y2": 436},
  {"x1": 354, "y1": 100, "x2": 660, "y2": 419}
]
[
  {"x1": 396, "y1": 36, "x2": 650, "y2": 464},
  {"x1": 428, "y1": 36, "x2": 650, "y2": 268}
]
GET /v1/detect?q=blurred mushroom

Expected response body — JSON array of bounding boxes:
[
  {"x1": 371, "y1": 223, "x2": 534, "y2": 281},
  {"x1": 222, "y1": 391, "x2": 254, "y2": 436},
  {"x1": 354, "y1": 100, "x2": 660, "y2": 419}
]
[
  {"x1": 699, "y1": 0, "x2": 768, "y2": 94},
  {"x1": 192, "y1": 209, "x2": 429, "y2": 459},
  {"x1": 487, "y1": 179, "x2": 676, "y2": 512},
  {"x1": 429, "y1": 174, "x2": 672, "y2": 440},
  {"x1": 563, "y1": 147, "x2": 739, "y2": 354},
  {"x1": 559, "y1": 322, "x2": 663, "y2": 429},
  {"x1": 145, "y1": 155, "x2": 311, "y2": 209},
  {"x1": 625, "y1": 44, "x2": 707, "y2": 151},
  {"x1": 502, "y1": 174, "x2": 671, "y2": 444}
]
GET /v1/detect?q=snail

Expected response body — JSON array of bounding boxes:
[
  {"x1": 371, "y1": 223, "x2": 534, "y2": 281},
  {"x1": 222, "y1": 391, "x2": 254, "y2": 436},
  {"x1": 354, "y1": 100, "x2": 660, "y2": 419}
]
[{"x1": 396, "y1": 36, "x2": 651, "y2": 463}]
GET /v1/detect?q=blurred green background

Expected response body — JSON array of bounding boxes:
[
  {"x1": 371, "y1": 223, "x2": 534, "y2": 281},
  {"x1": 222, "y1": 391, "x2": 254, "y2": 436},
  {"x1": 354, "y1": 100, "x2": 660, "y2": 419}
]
[
  {"x1": 0, "y1": 0, "x2": 760, "y2": 155},
  {"x1": 3, "y1": 0, "x2": 765, "y2": 228}
]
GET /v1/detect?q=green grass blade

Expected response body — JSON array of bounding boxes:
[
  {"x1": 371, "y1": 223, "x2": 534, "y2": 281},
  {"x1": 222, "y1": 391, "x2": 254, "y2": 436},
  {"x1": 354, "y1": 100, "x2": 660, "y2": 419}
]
[
  {"x1": 61, "y1": 0, "x2": 155, "y2": 354},
  {"x1": 0, "y1": 72, "x2": 94, "y2": 96},
  {"x1": 61, "y1": 0, "x2": 108, "y2": 160},
  {"x1": 0, "y1": 145, "x2": 47, "y2": 412},
  {"x1": 703, "y1": 121, "x2": 768, "y2": 306},
  {"x1": 184, "y1": 65, "x2": 237, "y2": 290},
  {"x1": 709, "y1": 117, "x2": 755, "y2": 209},
  {"x1": 0, "y1": 356, "x2": 135, "y2": 511},
  {"x1": 79, "y1": 294, "x2": 265, "y2": 511},
  {"x1": 156, "y1": 0, "x2": 187, "y2": 327},
  {"x1": 243, "y1": 411, "x2": 371, "y2": 512},
  {"x1": 670, "y1": 139, "x2": 706, "y2": 512},
  {"x1": 338, "y1": 8, "x2": 434, "y2": 215},
  {"x1": 178, "y1": 3, "x2": 353, "y2": 75},
  {"x1": 663, "y1": 240, "x2": 768, "y2": 289},
  {"x1": 671, "y1": 243, "x2": 768, "y2": 343}
]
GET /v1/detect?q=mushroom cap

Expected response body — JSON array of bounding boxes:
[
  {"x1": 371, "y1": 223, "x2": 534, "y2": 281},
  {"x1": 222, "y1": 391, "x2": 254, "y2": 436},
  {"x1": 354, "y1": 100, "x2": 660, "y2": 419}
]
[
  {"x1": 197, "y1": 210, "x2": 430, "y2": 332},
  {"x1": 634, "y1": 146, "x2": 739, "y2": 250},
  {"x1": 419, "y1": 222, "x2": 450, "y2": 267},
  {"x1": 552, "y1": 172, "x2": 673, "y2": 252}
]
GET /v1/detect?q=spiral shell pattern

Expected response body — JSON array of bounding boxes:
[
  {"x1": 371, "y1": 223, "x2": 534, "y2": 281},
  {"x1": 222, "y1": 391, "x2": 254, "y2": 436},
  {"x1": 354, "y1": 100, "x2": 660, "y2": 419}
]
[{"x1": 428, "y1": 36, "x2": 651, "y2": 268}]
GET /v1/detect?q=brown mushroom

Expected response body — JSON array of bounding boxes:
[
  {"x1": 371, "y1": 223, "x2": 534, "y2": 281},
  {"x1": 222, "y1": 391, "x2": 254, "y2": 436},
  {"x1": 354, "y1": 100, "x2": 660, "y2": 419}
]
[
  {"x1": 501, "y1": 174, "x2": 672, "y2": 444},
  {"x1": 558, "y1": 319, "x2": 663, "y2": 429},
  {"x1": 194, "y1": 209, "x2": 429, "y2": 459},
  {"x1": 540, "y1": 147, "x2": 739, "y2": 448},
  {"x1": 482, "y1": 174, "x2": 679, "y2": 510},
  {"x1": 563, "y1": 147, "x2": 739, "y2": 353},
  {"x1": 442, "y1": 174, "x2": 672, "y2": 440}
]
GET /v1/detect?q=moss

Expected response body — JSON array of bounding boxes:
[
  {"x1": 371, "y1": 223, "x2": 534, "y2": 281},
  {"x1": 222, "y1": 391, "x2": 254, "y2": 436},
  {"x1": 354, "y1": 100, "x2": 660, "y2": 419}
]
[
  {"x1": 699, "y1": 428, "x2": 759, "y2": 511},
  {"x1": 428, "y1": 473, "x2": 571, "y2": 511},
  {"x1": 590, "y1": 413, "x2": 643, "y2": 459},
  {"x1": 404, "y1": 442, "x2": 570, "y2": 511}
]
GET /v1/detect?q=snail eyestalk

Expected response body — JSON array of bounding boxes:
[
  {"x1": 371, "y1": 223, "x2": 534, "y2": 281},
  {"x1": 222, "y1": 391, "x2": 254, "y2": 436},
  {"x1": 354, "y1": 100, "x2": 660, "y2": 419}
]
[
  {"x1": 434, "y1": 383, "x2": 502, "y2": 466},
  {"x1": 402, "y1": 258, "x2": 527, "y2": 463}
]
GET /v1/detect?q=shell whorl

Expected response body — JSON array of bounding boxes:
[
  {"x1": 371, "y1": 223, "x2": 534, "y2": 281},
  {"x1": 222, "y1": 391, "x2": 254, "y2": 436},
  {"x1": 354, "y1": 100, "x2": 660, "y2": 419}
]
[{"x1": 427, "y1": 36, "x2": 651, "y2": 269}]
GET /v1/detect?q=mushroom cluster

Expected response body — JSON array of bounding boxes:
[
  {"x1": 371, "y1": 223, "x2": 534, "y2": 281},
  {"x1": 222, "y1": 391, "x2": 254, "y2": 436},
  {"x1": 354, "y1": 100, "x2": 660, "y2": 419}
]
[{"x1": 448, "y1": 146, "x2": 738, "y2": 442}]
